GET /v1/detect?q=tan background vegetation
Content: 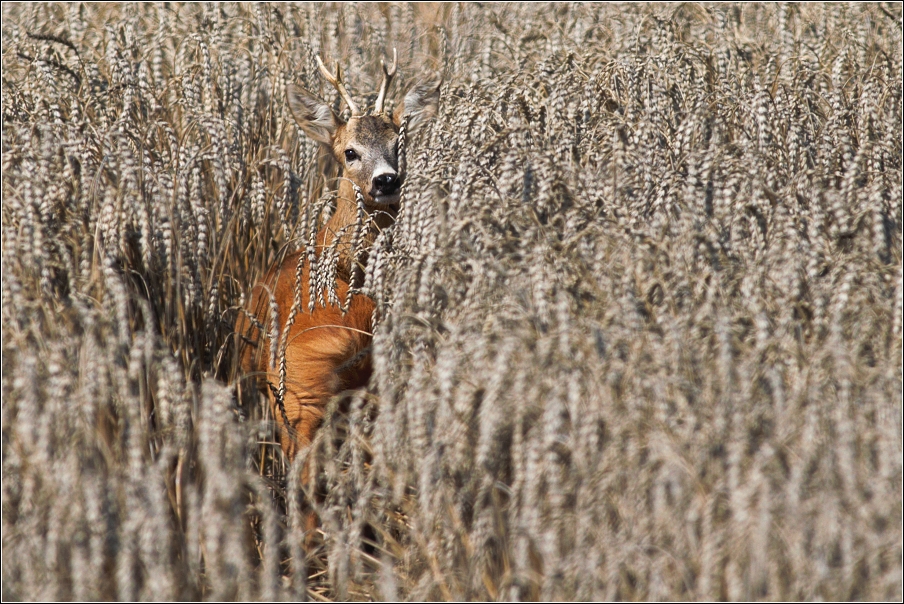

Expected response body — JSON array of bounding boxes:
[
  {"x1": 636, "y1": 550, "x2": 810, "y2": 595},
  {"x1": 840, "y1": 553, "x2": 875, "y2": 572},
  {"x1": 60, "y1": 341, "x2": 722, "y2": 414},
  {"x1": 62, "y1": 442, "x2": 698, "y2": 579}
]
[{"x1": 2, "y1": 3, "x2": 901, "y2": 600}]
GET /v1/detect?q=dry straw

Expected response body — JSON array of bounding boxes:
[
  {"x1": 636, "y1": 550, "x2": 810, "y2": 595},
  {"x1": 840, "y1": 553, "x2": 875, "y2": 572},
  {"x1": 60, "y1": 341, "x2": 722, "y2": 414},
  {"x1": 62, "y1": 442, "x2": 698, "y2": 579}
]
[{"x1": 2, "y1": 3, "x2": 901, "y2": 601}]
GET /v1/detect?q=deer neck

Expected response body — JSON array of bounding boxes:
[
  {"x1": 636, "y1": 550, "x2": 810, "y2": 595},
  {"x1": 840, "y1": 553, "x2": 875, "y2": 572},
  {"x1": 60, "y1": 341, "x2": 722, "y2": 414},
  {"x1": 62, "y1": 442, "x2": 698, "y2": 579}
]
[{"x1": 316, "y1": 178, "x2": 398, "y2": 281}]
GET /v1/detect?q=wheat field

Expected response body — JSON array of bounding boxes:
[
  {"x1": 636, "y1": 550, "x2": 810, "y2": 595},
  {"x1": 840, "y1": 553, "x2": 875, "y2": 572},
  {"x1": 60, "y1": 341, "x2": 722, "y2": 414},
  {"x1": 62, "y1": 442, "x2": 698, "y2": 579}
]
[{"x1": 2, "y1": 3, "x2": 902, "y2": 601}]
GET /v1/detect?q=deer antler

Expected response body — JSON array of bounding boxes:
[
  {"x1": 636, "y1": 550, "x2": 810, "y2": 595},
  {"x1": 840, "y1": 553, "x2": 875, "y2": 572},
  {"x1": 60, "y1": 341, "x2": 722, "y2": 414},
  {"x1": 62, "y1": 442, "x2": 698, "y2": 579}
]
[
  {"x1": 316, "y1": 55, "x2": 361, "y2": 117},
  {"x1": 374, "y1": 48, "x2": 397, "y2": 116}
]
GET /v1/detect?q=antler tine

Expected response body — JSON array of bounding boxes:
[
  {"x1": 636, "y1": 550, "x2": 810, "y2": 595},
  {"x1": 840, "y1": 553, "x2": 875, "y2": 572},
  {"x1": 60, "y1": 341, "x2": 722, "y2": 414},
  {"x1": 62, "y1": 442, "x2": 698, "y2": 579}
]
[
  {"x1": 316, "y1": 54, "x2": 361, "y2": 117},
  {"x1": 374, "y1": 48, "x2": 398, "y2": 115}
]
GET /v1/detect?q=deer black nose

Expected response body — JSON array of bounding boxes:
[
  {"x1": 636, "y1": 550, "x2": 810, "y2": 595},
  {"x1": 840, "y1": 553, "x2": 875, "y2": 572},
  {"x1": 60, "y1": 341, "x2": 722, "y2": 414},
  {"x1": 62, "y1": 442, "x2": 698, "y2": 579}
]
[{"x1": 372, "y1": 173, "x2": 400, "y2": 194}]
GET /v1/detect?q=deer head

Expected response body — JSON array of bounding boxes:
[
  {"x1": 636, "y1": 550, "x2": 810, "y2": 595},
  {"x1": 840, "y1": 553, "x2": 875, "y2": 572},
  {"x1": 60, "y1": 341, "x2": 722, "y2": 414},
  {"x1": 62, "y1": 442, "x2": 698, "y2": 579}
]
[{"x1": 287, "y1": 50, "x2": 440, "y2": 208}]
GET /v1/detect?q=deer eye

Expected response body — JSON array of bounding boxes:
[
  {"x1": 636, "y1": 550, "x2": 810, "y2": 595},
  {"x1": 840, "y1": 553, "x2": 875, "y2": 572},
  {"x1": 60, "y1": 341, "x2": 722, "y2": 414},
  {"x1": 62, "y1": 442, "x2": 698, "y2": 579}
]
[{"x1": 344, "y1": 149, "x2": 359, "y2": 162}]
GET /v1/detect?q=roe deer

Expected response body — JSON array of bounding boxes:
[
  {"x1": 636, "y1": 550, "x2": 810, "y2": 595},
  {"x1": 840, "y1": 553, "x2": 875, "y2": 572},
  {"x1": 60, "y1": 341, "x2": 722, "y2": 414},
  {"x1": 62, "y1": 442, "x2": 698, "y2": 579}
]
[{"x1": 235, "y1": 51, "x2": 439, "y2": 462}]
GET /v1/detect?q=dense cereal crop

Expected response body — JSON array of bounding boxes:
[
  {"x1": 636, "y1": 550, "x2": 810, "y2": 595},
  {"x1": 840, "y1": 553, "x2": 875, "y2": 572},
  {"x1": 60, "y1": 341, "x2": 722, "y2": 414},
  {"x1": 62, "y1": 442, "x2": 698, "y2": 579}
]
[{"x1": 2, "y1": 3, "x2": 902, "y2": 601}]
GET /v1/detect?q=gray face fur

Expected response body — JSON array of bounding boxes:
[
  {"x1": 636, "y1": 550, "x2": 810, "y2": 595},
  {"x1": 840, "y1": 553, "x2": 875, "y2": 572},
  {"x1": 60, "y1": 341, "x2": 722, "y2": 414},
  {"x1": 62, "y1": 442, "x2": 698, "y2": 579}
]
[
  {"x1": 287, "y1": 82, "x2": 440, "y2": 206},
  {"x1": 335, "y1": 115, "x2": 402, "y2": 205}
]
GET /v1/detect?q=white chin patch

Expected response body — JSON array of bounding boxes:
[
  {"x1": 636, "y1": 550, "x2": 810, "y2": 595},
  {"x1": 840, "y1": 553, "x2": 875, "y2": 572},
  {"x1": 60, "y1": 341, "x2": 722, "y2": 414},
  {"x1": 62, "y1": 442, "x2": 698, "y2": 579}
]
[{"x1": 372, "y1": 192, "x2": 401, "y2": 205}]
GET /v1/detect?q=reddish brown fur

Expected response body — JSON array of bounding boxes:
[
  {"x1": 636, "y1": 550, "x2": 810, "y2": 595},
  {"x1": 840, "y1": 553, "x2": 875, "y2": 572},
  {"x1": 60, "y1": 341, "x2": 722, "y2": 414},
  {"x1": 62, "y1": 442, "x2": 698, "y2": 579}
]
[
  {"x1": 234, "y1": 118, "x2": 398, "y2": 462},
  {"x1": 235, "y1": 253, "x2": 374, "y2": 459},
  {"x1": 235, "y1": 72, "x2": 438, "y2": 462}
]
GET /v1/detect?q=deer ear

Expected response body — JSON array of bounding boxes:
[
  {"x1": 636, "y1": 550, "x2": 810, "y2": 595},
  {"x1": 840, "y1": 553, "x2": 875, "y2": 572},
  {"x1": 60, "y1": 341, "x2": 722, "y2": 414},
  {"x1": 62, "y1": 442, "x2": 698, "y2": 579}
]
[
  {"x1": 395, "y1": 81, "x2": 440, "y2": 135},
  {"x1": 287, "y1": 84, "x2": 341, "y2": 144}
]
